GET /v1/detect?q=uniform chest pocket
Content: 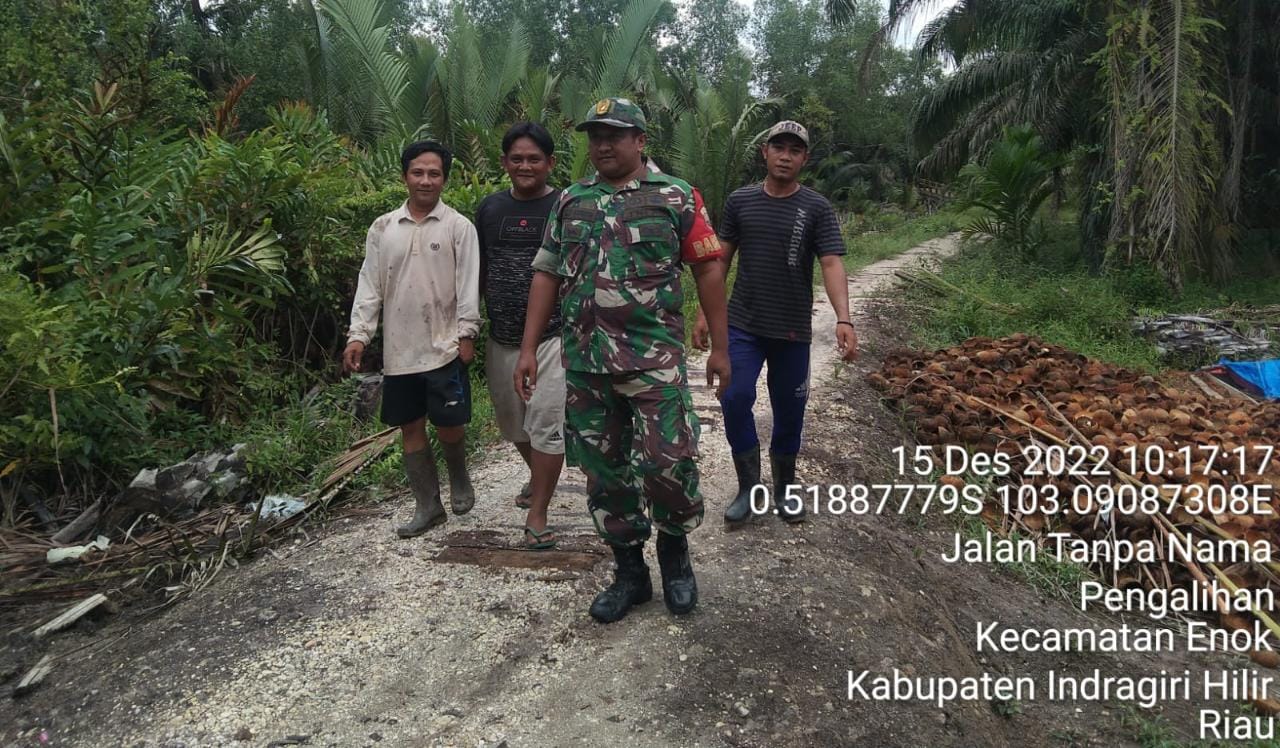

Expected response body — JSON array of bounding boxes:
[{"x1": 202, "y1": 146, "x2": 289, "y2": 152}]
[
  {"x1": 618, "y1": 204, "x2": 678, "y2": 277},
  {"x1": 559, "y1": 206, "x2": 600, "y2": 278}
]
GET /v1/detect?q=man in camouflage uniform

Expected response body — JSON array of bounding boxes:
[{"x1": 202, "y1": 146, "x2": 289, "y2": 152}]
[{"x1": 513, "y1": 97, "x2": 730, "y2": 623}]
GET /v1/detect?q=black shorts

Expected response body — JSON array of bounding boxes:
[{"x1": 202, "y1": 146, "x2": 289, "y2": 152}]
[{"x1": 380, "y1": 358, "x2": 472, "y2": 428}]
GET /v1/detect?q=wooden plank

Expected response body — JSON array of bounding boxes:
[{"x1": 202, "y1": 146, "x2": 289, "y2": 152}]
[
  {"x1": 1189, "y1": 374, "x2": 1225, "y2": 401},
  {"x1": 13, "y1": 655, "x2": 53, "y2": 696},
  {"x1": 50, "y1": 499, "x2": 102, "y2": 545},
  {"x1": 433, "y1": 529, "x2": 606, "y2": 571},
  {"x1": 441, "y1": 529, "x2": 602, "y2": 554},
  {"x1": 349, "y1": 427, "x2": 396, "y2": 450},
  {"x1": 433, "y1": 546, "x2": 603, "y2": 571},
  {"x1": 1207, "y1": 374, "x2": 1260, "y2": 405},
  {"x1": 34, "y1": 593, "x2": 109, "y2": 639}
]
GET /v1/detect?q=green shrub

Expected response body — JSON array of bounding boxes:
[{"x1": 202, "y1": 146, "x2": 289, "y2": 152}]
[
  {"x1": 956, "y1": 125, "x2": 1064, "y2": 260},
  {"x1": 1107, "y1": 263, "x2": 1170, "y2": 310},
  {"x1": 0, "y1": 82, "x2": 502, "y2": 498}
]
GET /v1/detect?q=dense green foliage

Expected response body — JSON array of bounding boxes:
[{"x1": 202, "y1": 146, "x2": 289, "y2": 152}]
[
  {"x1": 0, "y1": 82, "x2": 500, "y2": 491},
  {"x1": 956, "y1": 126, "x2": 1064, "y2": 259},
  {"x1": 913, "y1": 217, "x2": 1280, "y2": 372},
  {"x1": 3, "y1": 0, "x2": 1277, "y2": 514},
  {"x1": 890, "y1": 0, "x2": 1280, "y2": 289},
  {"x1": 0, "y1": 0, "x2": 933, "y2": 507}
]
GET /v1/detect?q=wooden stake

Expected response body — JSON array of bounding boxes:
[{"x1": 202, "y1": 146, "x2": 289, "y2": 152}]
[
  {"x1": 13, "y1": 655, "x2": 53, "y2": 696},
  {"x1": 33, "y1": 593, "x2": 110, "y2": 638}
]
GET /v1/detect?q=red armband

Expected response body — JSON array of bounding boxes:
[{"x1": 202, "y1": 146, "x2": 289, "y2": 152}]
[{"x1": 680, "y1": 188, "x2": 724, "y2": 263}]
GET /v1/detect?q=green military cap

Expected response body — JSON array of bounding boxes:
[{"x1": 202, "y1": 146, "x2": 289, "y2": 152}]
[{"x1": 576, "y1": 97, "x2": 647, "y2": 132}]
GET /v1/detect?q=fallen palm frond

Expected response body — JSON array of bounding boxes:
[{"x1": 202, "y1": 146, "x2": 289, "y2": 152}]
[
  {"x1": 0, "y1": 427, "x2": 397, "y2": 615},
  {"x1": 871, "y1": 334, "x2": 1280, "y2": 656},
  {"x1": 1214, "y1": 304, "x2": 1280, "y2": 328},
  {"x1": 893, "y1": 268, "x2": 1023, "y2": 315},
  {"x1": 1132, "y1": 312, "x2": 1272, "y2": 359}
]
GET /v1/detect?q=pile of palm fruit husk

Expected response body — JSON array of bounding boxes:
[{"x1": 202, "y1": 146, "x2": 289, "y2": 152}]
[{"x1": 869, "y1": 334, "x2": 1280, "y2": 662}]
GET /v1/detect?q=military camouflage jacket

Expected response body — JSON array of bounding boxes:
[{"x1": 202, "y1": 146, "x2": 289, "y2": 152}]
[{"x1": 532, "y1": 163, "x2": 723, "y2": 373}]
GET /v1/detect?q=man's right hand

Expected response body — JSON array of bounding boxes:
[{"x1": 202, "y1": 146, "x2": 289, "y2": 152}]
[
  {"x1": 342, "y1": 341, "x2": 365, "y2": 373},
  {"x1": 692, "y1": 310, "x2": 710, "y2": 351},
  {"x1": 513, "y1": 350, "x2": 538, "y2": 402}
]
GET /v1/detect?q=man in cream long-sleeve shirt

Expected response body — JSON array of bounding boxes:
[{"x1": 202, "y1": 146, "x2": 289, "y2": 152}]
[{"x1": 344, "y1": 140, "x2": 482, "y2": 538}]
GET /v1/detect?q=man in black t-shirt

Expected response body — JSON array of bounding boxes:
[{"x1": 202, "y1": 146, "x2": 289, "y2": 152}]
[
  {"x1": 694, "y1": 120, "x2": 859, "y2": 524},
  {"x1": 476, "y1": 122, "x2": 565, "y2": 549}
]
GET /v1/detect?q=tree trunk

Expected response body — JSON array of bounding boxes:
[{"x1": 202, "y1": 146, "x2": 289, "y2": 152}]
[{"x1": 1219, "y1": 0, "x2": 1253, "y2": 239}]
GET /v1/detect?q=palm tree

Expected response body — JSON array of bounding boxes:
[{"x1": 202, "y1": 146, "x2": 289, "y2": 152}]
[
  {"x1": 556, "y1": 0, "x2": 674, "y2": 180},
  {"x1": 308, "y1": 0, "x2": 412, "y2": 142},
  {"x1": 428, "y1": 7, "x2": 531, "y2": 172},
  {"x1": 1100, "y1": 0, "x2": 1226, "y2": 290},
  {"x1": 888, "y1": 0, "x2": 1280, "y2": 291},
  {"x1": 956, "y1": 125, "x2": 1064, "y2": 259},
  {"x1": 301, "y1": 0, "x2": 678, "y2": 182},
  {"x1": 301, "y1": 0, "x2": 529, "y2": 163},
  {"x1": 907, "y1": 0, "x2": 1101, "y2": 179},
  {"x1": 670, "y1": 70, "x2": 779, "y2": 222}
]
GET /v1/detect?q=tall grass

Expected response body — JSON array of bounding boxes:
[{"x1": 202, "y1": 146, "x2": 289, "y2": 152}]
[
  {"x1": 237, "y1": 340, "x2": 506, "y2": 500},
  {"x1": 842, "y1": 208, "x2": 965, "y2": 273},
  {"x1": 908, "y1": 220, "x2": 1280, "y2": 371}
]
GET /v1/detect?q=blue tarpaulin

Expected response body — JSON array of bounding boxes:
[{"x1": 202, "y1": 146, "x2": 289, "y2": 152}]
[{"x1": 1218, "y1": 359, "x2": 1280, "y2": 399}]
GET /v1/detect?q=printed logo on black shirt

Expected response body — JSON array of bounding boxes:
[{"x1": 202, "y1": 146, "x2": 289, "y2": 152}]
[{"x1": 501, "y1": 216, "x2": 546, "y2": 241}]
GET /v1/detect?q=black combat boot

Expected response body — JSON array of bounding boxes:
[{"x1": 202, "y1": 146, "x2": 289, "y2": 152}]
[
  {"x1": 655, "y1": 532, "x2": 698, "y2": 615},
  {"x1": 723, "y1": 446, "x2": 761, "y2": 524},
  {"x1": 771, "y1": 452, "x2": 806, "y2": 523},
  {"x1": 589, "y1": 544, "x2": 653, "y2": 623}
]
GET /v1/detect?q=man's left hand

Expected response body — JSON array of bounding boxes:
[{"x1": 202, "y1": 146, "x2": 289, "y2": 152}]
[
  {"x1": 836, "y1": 323, "x2": 859, "y2": 362},
  {"x1": 459, "y1": 338, "x2": 475, "y2": 365},
  {"x1": 706, "y1": 349, "x2": 731, "y2": 399}
]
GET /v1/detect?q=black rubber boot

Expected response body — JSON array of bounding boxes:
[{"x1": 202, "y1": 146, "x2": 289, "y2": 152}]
[
  {"x1": 397, "y1": 447, "x2": 447, "y2": 537},
  {"x1": 771, "y1": 452, "x2": 805, "y2": 523},
  {"x1": 656, "y1": 532, "x2": 698, "y2": 615},
  {"x1": 440, "y1": 438, "x2": 476, "y2": 515},
  {"x1": 589, "y1": 544, "x2": 653, "y2": 623},
  {"x1": 723, "y1": 446, "x2": 761, "y2": 524}
]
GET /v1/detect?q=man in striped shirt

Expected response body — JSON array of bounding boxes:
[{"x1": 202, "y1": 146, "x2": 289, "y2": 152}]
[{"x1": 694, "y1": 120, "x2": 859, "y2": 524}]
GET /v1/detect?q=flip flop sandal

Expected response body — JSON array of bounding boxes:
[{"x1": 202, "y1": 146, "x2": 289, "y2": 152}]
[
  {"x1": 523, "y1": 525, "x2": 558, "y2": 550},
  {"x1": 515, "y1": 482, "x2": 533, "y2": 509}
]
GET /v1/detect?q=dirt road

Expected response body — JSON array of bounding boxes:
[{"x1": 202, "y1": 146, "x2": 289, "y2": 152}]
[{"x1": 4, "y1": 235, "x2": 1230, "y2": 747}]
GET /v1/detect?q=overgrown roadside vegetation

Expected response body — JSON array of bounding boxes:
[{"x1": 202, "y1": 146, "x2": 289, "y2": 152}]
[
  {"x1": 0, "y1": 88, "x2": 503, "y2": 521},
  {"x1": 842, "y1": 207, "x2": 964, "y2": 274},
  {"x1": 906, "y1": 216, "x2": 1280, "y2": 373},
  {"x1": 1, "y1": 0, "x2": 946, "y2": 528}
]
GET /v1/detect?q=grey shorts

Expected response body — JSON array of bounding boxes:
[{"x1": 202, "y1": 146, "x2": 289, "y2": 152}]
[{"x1": 485, "y1": 337, "x2": 566, "y2": 454}]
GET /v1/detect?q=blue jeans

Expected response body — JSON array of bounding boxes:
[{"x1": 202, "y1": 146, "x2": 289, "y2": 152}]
[{"x1": 720, "y1": 326, "x2": 810, "y2": 456}]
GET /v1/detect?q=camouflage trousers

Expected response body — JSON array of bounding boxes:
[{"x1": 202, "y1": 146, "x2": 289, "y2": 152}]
[{"x1": 564, "y1": 366, "x2": 703, "y2": 547}]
